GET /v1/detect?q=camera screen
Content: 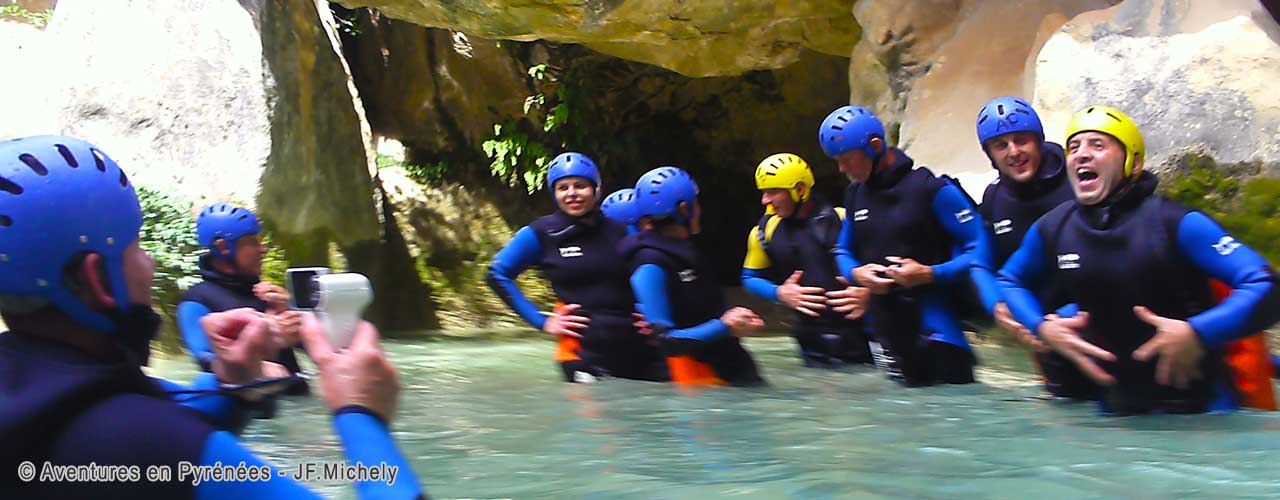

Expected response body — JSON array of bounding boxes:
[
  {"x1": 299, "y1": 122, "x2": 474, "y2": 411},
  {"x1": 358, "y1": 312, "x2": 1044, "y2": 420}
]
[{"x1": 288, "y1": 270, "x2": 321, "y2": 310}]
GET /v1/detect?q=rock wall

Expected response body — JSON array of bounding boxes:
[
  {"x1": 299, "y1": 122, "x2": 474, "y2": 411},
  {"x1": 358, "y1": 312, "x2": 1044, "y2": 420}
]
[
  {"x1": 1034, "y1": 0, "x2": 1280, "y2": 174},
  {"x1": 335, "y1": 0, "x2": 859, "y2": 77},
  {"x1": 0, "y1": 0, "x2": 436, "y2": 331}
]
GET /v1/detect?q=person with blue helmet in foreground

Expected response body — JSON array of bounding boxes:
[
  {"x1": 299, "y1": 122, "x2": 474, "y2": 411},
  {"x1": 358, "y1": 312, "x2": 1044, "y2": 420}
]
[
  {"x1": 601, "y1": 187, "x2": 644, "y2": 234},
  {"x1": 178, "y1": 202, "x2": 308, "y2": 395},
  {"x1": 967, "y1": 96, "x2": 1095, "y2": 399},
  {"x1": 741, "y1": 153, "x2": 873, "y2": 368},
  {"x1": 820, "y1": 105, "x2": 989, "y2": 387},
  {"x1": 620, "y1": 166, "x2": 766, "y2": 386},
  {"x1": 0, "y1": 136, "x2": 424, "y2": 498},
  {"x1": 486, "y1": 152, "x2": 667, "y2": 383},
  {"x1": 997, "y1": 106, "x2": 1280, "y2": 415}
]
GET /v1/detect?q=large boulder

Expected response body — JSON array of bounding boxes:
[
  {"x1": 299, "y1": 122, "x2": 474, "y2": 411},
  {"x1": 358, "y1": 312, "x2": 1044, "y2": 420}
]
[
  {"x1": 849, "y1": 0, "x2": 1116, "y2": 182},
  {"x1": 340, "y1": 10, "x2": 532, "y2": 161},
  {"x1": 1034, "y1": 0, "x2": 1280, "y2": 173},
  {"x1": 0, "y1": 0, "x2": 435, "y2": 330},
  {"x1": 335, "y1": 0, "x2": 859, "y2": 77},
  {"x1": 3, "y1": 0, "x2": 382, "y2": 245}
]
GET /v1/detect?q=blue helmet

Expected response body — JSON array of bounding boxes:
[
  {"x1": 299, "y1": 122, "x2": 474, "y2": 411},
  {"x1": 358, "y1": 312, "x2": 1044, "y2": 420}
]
[
  {"x1": 546, "y1": 152, "x2": 601, "y2": 196},
  {"x1": 197, "y1": 203, "x2": 261, "y2": 261},
  {"x1": 818, "y1": 105, "x2": 886, "y2": 160},
  {"x1": 976, "y1": 96, "x2": 1044, "y2": 149},
  {"x1": 0, "y1": 135, "x2": 142, "y2": 333},
  {"x1": 634, "y1": 166, "x2": 698, "y2": 225},
  {"x1": 601, "y1": 188, "x2": 641, "y2": 225}
]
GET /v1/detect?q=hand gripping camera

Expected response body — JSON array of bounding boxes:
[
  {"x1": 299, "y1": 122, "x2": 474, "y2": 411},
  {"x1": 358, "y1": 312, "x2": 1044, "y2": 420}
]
[{"x1": 285, "y1": 267, "x2": 372, "y2": 350}]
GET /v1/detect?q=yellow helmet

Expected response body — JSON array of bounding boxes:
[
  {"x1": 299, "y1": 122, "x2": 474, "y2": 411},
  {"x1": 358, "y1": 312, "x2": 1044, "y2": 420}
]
[
  {"x1": 754, "y1": 153, "x2": 815, "y2": 203},
  {"x1": 1065, "y1": 105, "x2": 1145, "y2": 179}
]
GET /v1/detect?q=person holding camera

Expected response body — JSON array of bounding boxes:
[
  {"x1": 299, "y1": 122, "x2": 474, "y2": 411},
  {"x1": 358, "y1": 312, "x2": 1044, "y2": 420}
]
[
  {"x1": 0, "y1": 135, "x2": 424, "y2": 498},
  {"x1": 177, "y1": 203, "x2": 307, "y2": 394},
  {"x1": 486, "y1": 152, "x2": 668, "y2": 383}
]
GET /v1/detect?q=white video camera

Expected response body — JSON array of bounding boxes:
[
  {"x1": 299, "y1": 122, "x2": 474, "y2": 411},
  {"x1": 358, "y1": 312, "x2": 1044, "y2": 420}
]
[{"x1": 285, "y1": 267, "x2": 372, "y2": 350}]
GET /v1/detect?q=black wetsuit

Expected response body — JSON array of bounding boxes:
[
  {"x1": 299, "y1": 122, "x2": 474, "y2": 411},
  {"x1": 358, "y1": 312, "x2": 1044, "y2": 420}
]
[
  {"x1": 488, "y1": 210, "x2": 668, "y2": 382},
  {"x1": 742, "y1": 198, "x2": 872, "y2": 367},
  {"x1": 623, "y1": 230, "x2": 765, "y2": 386}
]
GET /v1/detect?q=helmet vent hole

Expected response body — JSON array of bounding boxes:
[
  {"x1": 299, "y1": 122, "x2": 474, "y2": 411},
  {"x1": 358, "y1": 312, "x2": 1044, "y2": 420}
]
[
  {"x1": 18, "y1": 154, "x2": 48, "y2": 176},
  {"x1": 118, "y1": 169, "x2": 129, "y2": 187},
  {"x1": 55, "y1": 145, "x2": 79, "y2": 168},
  {"x1": 1015, "y1": 109, "x2": 1030, "y2": 115},
  {"x1": 0, "y1": 176, "x2": 23, "y2": 195},
  {"x1": 997, "y1": 104, "x2": 1005, "y2": 115},
  {"x1": 238, "y1": 215, "x2": 248, "y2": 221},
  {"x1": 977, "y1": 115, "x2": 989, "y2": 125},
  {"x1": 1105, "y1": 112, "x2": 1121, "y2": 122},
  {"x1": 0, "y1": 214, "x2": 10, "y2": 227},
  {"x1": 1015, "y1": 99, "x2": 1029, "y2": 107},
  {"x1": 831, "y1": 125, "x2": 844, "y2": 131},
  {"x1": 91, "y1": 148, "x2": 107, "y2": 172}
]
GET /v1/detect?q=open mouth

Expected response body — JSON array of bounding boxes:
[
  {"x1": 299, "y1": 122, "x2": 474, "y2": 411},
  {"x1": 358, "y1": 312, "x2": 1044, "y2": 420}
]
[{"x1": 1075, "y1": 167, "x2": 1099, "y2": 189}]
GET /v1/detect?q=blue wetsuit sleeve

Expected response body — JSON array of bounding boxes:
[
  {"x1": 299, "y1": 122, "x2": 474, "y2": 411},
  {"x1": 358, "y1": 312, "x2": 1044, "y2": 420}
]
[
  {"x1": 1054, "y1": 303, "x2": 1079, "y2": 318},
  {"x1": 485, "y1": 226, "x2": 548, "y2": 330},
  {"x1": 997, "y1": 223, "x2": 1051, "y2": 335},
  {"x1": 969, "y1": 227, "x2": 1004, "y2": 315},
  {"x1": 178, "y1": 301, "x2": 216, "y2": 367},
  {"x1": 333, "y1": 408, "x2": 425, "y2": 500},
  {"x1": 1175, "y1": 212, "x2": 1280, "y2": 348},
  {"x1": 741, "y1": 268, "x2": 779, "y2": 303},
  {"x1": 194, "y1": 431, "x2": 324, "y2": 500},
  {"x1": 834, "y1": 211, "x2": 861, "y2": 281},
  {"x1": 929, "y1": 184, "x2": 986, "y2": 285},
  {"x1": 156, "y1": 373, "x2": 247, "y2": 431},
  {"x1": 631, "y1": 264, "x2": 728, "y2": 342}
]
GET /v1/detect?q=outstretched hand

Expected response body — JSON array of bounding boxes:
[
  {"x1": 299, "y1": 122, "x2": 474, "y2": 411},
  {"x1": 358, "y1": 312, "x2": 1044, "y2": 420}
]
[
  {"x1": 825, "y1": 276, "x2": 868, "y2": 320},
  {"x1": 994, "y1": 302, "x2": 1044, "y2": 352},
  {"x1": 1038, "y1": 312, "x2": 1116, "y2": 386},
  {"x1": 721, "y1": 307, "x2": 764, "y2": 337},
  {"x1": 1132, "y1": 305, "x2": 1204, "y2": 389},
  {"x1": 777, "y1": 271, "x2": 828, "y2": 317},
  {"x1": 543, "y1": 303, "x2": 590, "y2": 338}
]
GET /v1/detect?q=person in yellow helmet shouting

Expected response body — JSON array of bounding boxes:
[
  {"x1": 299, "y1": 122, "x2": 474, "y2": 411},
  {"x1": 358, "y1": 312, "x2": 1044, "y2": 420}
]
[
  {"x1": 997, "y1": 105, "x2": 1280, "y2": 415},
  {"x1": 741, "y1": 153, "x2": 873, "y2": 368}
]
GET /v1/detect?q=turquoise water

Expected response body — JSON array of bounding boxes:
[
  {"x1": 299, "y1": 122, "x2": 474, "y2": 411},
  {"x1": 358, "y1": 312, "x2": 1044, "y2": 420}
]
[{"x1": 151, "y1": 337, "x2": 1280, "y2": 499}]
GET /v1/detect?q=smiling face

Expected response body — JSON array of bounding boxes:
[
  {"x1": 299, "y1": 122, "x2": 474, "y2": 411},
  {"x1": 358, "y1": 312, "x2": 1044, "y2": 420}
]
[
  {"x1": 984, "y1": 131, "x2": 1042, "y2": 183},
  {"x1": 554, "y1": 176, "x2": 598, "y2": 217},
  {"x1": 1066, "y1": 131, "x2": 1130, "y2": 206}
]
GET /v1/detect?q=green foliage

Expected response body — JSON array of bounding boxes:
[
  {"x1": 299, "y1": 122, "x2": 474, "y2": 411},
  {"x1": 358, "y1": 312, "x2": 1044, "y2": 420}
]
[
  {"x1": 138, "y1": 187, "x2": 202, "y2": 301},
  {"x1": 1, "y1": 1, "x2": 52, "y2": 28},
  {"x1": 481, "y1": 121, "x2": 551, "y2": 194},
  {"x1": 480, "y1": 62, "x2": 583, "y2": 194},
  {"x1": 1163, "y1": 159, "x2": 1280, "y2": 265},
  {"x1": 136, "y1": 187, "x2": 201, "y2": 352},
  {"x1": 257, "y1": 232, "x2": 291, "y2": 288},
  {"x1": 377, "y1": 153, "x2": 447, "y2": 183}
]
